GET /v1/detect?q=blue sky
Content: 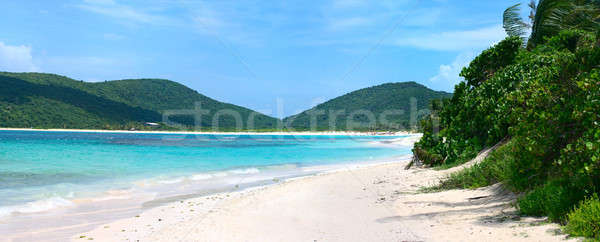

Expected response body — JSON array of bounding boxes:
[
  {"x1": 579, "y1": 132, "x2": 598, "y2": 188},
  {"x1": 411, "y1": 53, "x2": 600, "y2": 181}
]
[{"x1": 0, "y1": 0, "x2": 518, "y2": 117}]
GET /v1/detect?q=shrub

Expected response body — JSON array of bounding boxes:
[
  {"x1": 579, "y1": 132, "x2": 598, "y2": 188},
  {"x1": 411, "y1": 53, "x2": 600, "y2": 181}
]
[
  {"x1": 413, "y1": 29, "x2": 600, "y2": 232},
  {"x1": 460, "y1": 36, "x2": 523, "y2": 87},
  {"x1": 564, "y1": 195, "x2": 600, "y2": 239},
  {"x1": 433, "y1": 141, "x2": 514, "y2": 190},
  {"x1": 413, "y1": 146, "x2": 444, "y2": 166},
  {"x1": 518, "y1": 185, "x2": 547, "y2": 217},
  {"x1": 518, "y1": 180, "x2": 587, "y2": 222}
]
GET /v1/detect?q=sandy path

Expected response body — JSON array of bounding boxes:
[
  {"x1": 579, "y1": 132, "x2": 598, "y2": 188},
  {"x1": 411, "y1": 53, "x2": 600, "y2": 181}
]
[{"x1": 75, "y1": 159, "x2": 574, "y2": 242}]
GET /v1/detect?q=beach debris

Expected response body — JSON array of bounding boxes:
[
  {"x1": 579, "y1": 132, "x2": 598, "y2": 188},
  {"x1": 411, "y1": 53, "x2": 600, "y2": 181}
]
[{"x1": 79, "y1": 235, "x2": 86, "y2": 238}]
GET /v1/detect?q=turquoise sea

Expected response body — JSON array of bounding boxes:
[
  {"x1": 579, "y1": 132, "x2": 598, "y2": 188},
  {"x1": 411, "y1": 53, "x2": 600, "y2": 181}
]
[{"x1": 0, "y1": 130, "x2": 413, "y2": 219}]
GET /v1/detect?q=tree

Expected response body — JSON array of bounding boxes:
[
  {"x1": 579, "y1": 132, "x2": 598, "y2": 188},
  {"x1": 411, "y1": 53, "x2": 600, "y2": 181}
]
[{"x1": 503, "y1": 0, "x2": 600, "y2": 49}]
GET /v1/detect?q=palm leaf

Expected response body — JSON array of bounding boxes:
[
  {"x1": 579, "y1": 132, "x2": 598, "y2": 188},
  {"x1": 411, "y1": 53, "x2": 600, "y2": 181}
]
[
  {"x1": 544, "y1": 3, "x2": 600, "y2": 33},
  {"x1": 527, "y1": 0, "x2": 600, "y2": 49},
  {"x1": 503, "y1": 3, "x2": 530, "y2": 39}
]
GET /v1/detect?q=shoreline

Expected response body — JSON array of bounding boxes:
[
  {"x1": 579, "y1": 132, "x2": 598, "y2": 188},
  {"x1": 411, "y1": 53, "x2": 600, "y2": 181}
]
[
  {"x1": 0, "y1": 127, "x2": 416, "y2": 136},
  {"x1": 73, "y1": 159, "x2": 571, "y2": 242},
  {"x1": 1, "y1": 155, "x2": 413, "y2": 242}
]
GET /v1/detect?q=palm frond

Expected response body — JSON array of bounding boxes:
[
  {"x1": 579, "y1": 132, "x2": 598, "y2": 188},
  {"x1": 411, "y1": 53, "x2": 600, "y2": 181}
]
[
  {"x1": 544, "y1": 3, "x2": 600, "y2": 32},
  {"x1": 528, "y1": 0, "x2": 575, "y2": 49},
  {"x1": 503, "y1": 3, "x2": 529, "y2": 39},
  {"x1": 527, "y1": 0, "x2": 600, "y2": 49}
]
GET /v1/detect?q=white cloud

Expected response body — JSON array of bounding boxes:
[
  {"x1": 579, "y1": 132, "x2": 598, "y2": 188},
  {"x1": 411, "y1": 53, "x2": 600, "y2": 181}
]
[
  {"x1": 77, "y1": 0, "x2": 172, "y2": 25},
  {"x1": 395, "y1": 25, "x2": 506, "y2": 51},
  {"x1": 0, "y1": 42, "x2": 38, "y2": 72},
  {"x1": 327, "y1": 17, "x2": 372, "y2": 30},
  {"x1": 428, "y1": 52, "x2": 476, "y2": 92}
]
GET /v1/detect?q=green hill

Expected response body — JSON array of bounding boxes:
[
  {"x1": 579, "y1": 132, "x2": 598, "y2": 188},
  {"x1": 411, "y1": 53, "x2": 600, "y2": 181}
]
[
  {"x1": 0, "y1": 72, "x2": 278, "y2": 130},
  {"x1": 283, "y1": 82, "x2": 452, "y2": 131}
]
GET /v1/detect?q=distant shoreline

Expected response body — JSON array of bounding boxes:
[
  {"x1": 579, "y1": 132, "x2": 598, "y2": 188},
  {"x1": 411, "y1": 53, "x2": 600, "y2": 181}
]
[{"x1": 0, "y1": 127, "x2": 416, "y2": 136}]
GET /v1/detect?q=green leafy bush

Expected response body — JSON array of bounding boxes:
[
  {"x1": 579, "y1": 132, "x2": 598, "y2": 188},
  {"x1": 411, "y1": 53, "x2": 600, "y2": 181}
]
[
  {"x1": 414, "y1": 29, "x2": 600, "y2": 238},
  {"x1": 413, "y1": 36, "x2": 524, "y2": 167},
  {"x1": 565, "y1": 195, "x2": 600, "y2": 240},
  {"x1": 434, "y1": 140, "x2": 514, "y2": 190},
  {"x1": 518, "y1": 180, "x2": 586, "y2": 222},
  {"x1": 460, "y1": 36, "x2": 523, "y2": 87}
]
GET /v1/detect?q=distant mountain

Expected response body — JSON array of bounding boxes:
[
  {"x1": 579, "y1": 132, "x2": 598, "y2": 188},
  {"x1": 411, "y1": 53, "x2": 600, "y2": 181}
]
[
  {"x1": 283, "y1": 82, "x2": 452, "y2": 131},
  {"x1": 0, "y1": 72, "x2": 278, "y2": 130}
]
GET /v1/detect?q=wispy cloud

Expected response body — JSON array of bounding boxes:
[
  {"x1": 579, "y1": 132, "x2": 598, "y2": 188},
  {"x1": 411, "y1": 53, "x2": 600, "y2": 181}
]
[
  {"x1": 0, "y1": 41, "x2": 38, "y2": 72},
  {"x1": 77, "y1": 0, "x2": 173, "y2": 25},
  {"x1": 427, "y1": 52, "x2": 476, "y2": 91},
  {"x1": 394, "y1": 25, "x2": 506, "y2": 51}
]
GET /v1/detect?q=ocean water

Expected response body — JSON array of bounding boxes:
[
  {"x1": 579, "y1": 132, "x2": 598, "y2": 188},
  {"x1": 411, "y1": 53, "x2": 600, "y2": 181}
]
[{"x1": 0, "y1": 130, "x2": 413, "y2": 220}]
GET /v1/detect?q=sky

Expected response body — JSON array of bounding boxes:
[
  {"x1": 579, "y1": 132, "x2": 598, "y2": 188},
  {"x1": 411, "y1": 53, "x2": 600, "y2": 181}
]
[{"x1": 0, "y1": 0, "x2": 519, "y2": 118}]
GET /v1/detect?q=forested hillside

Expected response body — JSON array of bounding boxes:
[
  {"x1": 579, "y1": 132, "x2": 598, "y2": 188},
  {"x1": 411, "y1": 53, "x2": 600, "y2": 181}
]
[
  {"x1": 0, "y1": 72, "x2": 278, "y2": 130},
  {"x1": 283, "y1": 82, "x2": 452, "y2": 131}
]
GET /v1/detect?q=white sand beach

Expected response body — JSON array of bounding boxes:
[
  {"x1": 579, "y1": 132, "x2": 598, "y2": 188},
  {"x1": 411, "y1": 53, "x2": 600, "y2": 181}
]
[
  {"x1": 0, "y1": 128, "x2": 412, "y2": 137},
  {"x1": 74, "y1": 157, "x2": 572, "y2": 242}
]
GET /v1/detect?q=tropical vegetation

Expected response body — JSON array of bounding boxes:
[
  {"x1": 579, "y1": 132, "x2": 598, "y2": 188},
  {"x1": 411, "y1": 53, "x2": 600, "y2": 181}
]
[
  {"x1": 414, "y1": 0, "x2": 600, "y2": 239},
  {"x1": 503, "y1": 0, "x2": 600, "y2": 49}
]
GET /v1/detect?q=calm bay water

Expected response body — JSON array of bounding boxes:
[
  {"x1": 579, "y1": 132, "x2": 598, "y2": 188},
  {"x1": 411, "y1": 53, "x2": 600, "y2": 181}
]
[{"x1": 0, "y1": 130, "x2": 412, "y2": 218}]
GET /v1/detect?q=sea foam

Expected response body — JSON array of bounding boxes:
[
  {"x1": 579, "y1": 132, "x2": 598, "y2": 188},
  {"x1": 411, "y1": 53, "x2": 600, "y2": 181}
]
[{"x1": 0, "y1": 196, "x2": 73, "y2": 218}]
